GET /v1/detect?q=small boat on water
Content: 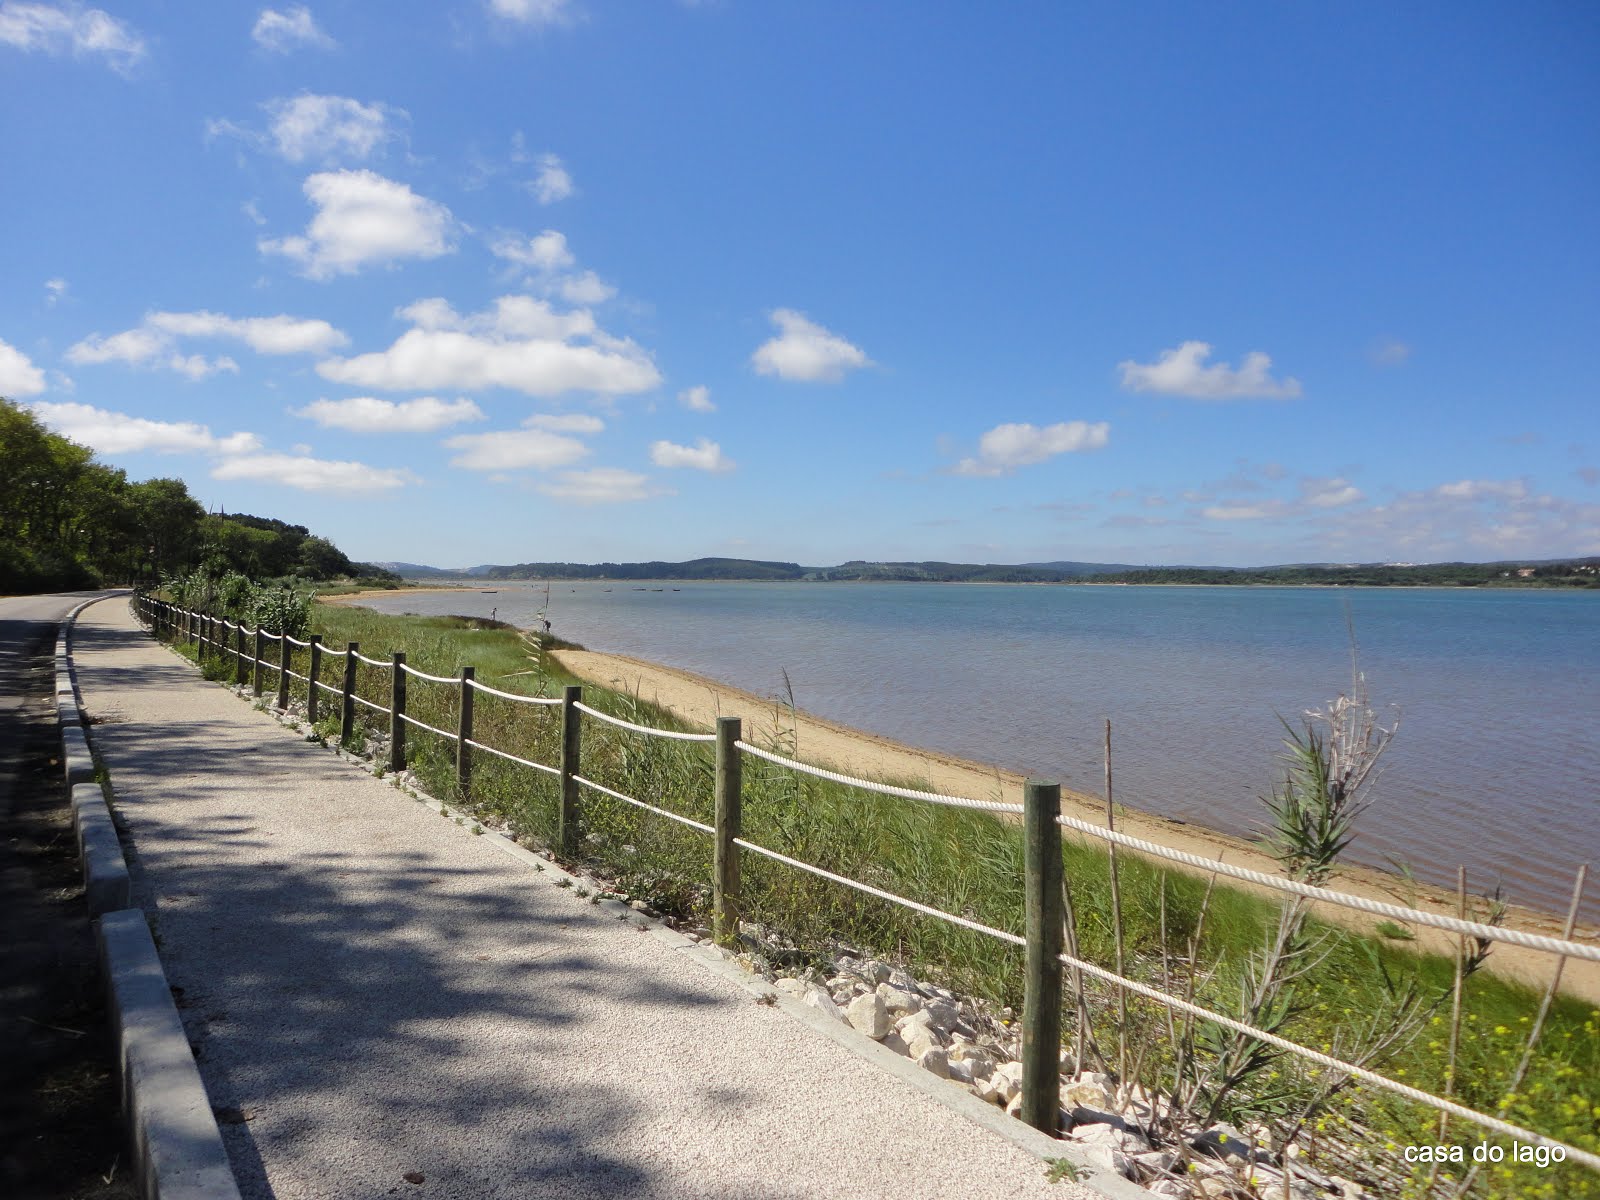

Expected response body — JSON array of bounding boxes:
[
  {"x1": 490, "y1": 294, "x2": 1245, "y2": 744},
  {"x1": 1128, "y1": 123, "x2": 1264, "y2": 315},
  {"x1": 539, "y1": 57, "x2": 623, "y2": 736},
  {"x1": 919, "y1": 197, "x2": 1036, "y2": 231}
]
[{"x1": 481, "y1": 589, "x2": 498, "y2": 593}]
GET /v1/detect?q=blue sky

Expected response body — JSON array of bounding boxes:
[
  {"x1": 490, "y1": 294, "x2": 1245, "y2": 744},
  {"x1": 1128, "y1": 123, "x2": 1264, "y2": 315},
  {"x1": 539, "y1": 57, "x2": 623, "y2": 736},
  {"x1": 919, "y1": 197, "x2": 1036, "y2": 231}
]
[{"x1": 3, "y1": 1, "x2": 1596, "y2": 568}]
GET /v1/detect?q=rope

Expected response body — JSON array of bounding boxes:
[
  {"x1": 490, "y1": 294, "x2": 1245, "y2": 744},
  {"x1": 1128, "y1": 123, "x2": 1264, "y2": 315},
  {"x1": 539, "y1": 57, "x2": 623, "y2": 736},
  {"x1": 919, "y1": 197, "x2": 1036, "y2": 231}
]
[
  {"x1": 351, "y1": 694, "x2": 388, "y2": 713},
  {"x1": 399, "y1": 713, "x2": 457, "y2": 740},
  {"x1": 732, "y1": 837, "x2": 1028, "y2": 948},
  {"x1": 1055, "y1": 814, "x2": 1600, "y2": 964},
  {"x1": 466, "y1": 678, "x2": 564, "y2": 705},
  {"x1": 352, "y1": 651, "x2": 392, "y2": 668},
  {"x1": 463, "y1": 738, "x2": 561, "y2": 777},
  {"x1": 1054, "y1": 950, "x2": 1600, "y2": 1172},
  {"x1": 400, "y1": 663, "x2": 460, "y2": 684},
  {"x1": 314, "y1": 680, "x2": 342, "y2": 697},
  {"x1": 574, "y1": 702, "x2": 718, "y2": 742},
  {"x1": 285, "y1": 635, "x2": 311, "y2": 648},
  {"x1": 572, "y1": 775, "x2": 716, "y2": 835},
  {"x1": 734, "y1": 741, "x2": 1023, "y2": 813},
  {"x1": 284, "y1": 669, "x2": 308, "y2": 683}
]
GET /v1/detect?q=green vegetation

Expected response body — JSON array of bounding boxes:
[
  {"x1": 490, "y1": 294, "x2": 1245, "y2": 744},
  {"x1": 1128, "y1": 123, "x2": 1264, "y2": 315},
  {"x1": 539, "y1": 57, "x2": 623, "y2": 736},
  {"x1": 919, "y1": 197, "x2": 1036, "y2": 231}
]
[
  {"x1": 0, "y1": 396, "x2": 399, "y2": 594},
  {"x1": 155, "y1": 598, "x2": 1600, "y2": 1198},
  {"x1": 1085, "y1": 561, "x2": 1600, "y2": 588}
]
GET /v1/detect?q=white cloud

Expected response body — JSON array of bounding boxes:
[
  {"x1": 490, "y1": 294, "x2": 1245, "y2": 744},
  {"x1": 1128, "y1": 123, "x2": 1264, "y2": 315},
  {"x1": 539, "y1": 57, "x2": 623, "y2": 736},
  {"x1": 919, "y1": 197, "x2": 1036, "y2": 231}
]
[
  {"x1": 525, "y1": 412, "x2": 604, "y2": 433},
  {"x1": 28, "y1": 401, "x2": 261, "y2": 455},
  {"x1": 0, "y1": 2, "x2": 145, "y2": 73},
  {"x1": 293, "y1": 396, "x2": 484, "y2": 433},
  {"x1": 678, "y1": 385, "x2": 714, "y2": 413},
  {"x1": 1202, "y1": 504, "x2": 1274, "y2": 520},
  {"x1": 145, "y1": 310, "x2": 348, "y2": 355},
  {"x1": 650, "y1": 437, "x2": 734, "y2": 473},
  {"x1": 530, "y1": 153, "x2": 574, "y2": 203},
  {"x1": 265, "y1": 94, "x2": 395, "y2": 163},
  {"x1": 751, "y1": 309, "x2": 870, "y2": 383},
  {"x1": 952, "y1": 420, "x2": 1110, "y2": 477},
  {"x1": 444, "y1": 428, "x2": 589, "y2": 471},
  {"x1": 1371, "y1": 338, "x2": 1412, "y2": 368},
  {"x1": 252, "y1": 5, "x2": 334, "y2": 52},
  {"x1": 211, "y1": 452, "x2": 416, "y2": 493},
  {"x1": 318, "y1": 295, "x2": 659, "y2": 397},
  {"x1": 66, "y1": 329, "x2": 240, "y2": 380},
  {"x1": 260, "y1": 169, "x2": 455, "y2": 279},
  {"x1": 1301, "y1": 476, "x2": 1364, "y2": 508},
  {"x1": 44, "y1": 277, "x2": 67, "y2": 306},
  {"x1": 489, "y1": 0, "x2": 573, "y2": 25},
  {"x1": 537, "y1": 467, "x2": 665, "y2": 505},
  {"x1": 491, "y1": 230, "x2": 616, "y2": 305},
  {"x1": 0, "y1": 337, "x2": 47, "y2": 397},
  {"x1": 1435, "y1": 478, "x2": 1528, "y2": 502},
  {"x1": 1118, "y1": 341, "x2": 1302, "y2": 400}
]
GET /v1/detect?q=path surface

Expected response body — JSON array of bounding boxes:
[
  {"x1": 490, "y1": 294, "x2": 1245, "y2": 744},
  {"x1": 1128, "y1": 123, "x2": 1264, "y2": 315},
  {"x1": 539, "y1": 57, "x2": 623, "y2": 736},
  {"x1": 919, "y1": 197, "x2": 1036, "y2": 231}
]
[{"x1": 72, "y1": 596, "x2": 1095, "y2": 1200}]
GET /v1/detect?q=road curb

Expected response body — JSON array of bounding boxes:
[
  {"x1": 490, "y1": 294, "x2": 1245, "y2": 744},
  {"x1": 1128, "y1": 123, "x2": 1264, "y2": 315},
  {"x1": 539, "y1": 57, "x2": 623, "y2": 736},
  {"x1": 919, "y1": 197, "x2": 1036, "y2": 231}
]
[{"x1": 64, "y1": 595, "x2": 244, "y2": 1200}]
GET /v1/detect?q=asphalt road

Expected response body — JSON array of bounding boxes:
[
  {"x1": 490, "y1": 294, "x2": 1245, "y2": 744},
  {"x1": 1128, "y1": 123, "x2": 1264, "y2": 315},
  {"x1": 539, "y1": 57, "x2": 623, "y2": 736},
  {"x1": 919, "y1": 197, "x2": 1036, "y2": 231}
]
[{"x1": 0, "y1": 590, "x2": 135, "y2": 1199}]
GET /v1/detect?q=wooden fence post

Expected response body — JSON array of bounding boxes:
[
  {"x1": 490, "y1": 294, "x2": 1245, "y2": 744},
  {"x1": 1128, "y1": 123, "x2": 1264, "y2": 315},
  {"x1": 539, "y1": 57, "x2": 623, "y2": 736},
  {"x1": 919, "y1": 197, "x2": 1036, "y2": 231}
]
[
  {"x1": 253, "y1": 629, "x2": 265, "y2": 696},
  {"x1": 234, "y1": 624, "x2": 248, "y2": 686},
  {"x1": 340, "y1": 643, "x2": 359, "y2": 746},
  {"x1": 389, "y1": 651, "x2": 407, "y2": 773},
  {"x1": 714, "y1": 716, "x2": 743, "y2": 948},
  {"x1": 456, "y1": 666, "x2": 475, "y2": 799},
  {"x1": 277, "y1": 633, "x2": 291, "y2": 711},
  {"x1": 1021, "y1": 779, "x2": 1065, "y2": 1136},
  {"x1": 307, "y1": 636, "x2": 322, "y2": 724},
  {"x1": 559, "y1": 684, "x2": 582, "y2": 858}
]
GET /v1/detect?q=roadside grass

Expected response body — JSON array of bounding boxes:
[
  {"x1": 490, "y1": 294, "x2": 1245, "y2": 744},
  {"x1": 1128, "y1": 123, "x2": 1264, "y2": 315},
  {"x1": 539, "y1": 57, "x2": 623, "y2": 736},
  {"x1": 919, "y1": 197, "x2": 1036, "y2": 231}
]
[{"x1": 164, "y1": 600, "x2": 1600, "y2": 1198}]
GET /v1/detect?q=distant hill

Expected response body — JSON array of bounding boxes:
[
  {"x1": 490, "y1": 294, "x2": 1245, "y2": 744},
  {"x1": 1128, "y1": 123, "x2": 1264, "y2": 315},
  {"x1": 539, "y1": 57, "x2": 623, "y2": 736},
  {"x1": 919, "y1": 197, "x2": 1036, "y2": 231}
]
[{"x1": 1019, "y1": 560, "x2": 1146, "y2": 577}]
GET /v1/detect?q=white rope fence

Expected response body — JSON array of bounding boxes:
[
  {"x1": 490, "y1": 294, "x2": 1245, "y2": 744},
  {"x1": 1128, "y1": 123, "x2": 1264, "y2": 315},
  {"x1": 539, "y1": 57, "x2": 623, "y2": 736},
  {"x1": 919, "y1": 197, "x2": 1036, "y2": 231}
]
[
  {"x1": 734, "y1": 836, "x2": 1027, "y2": 947},
  {"x1": 1055, "y1": 948, "x2": 1600, "y2": 1172},
  {"x1": 400, "y1": 663, "x2": 460, "y2": 684},
  {"x1": 1054, "y1": 813, "x2": 1600, "y2": 964},
  {"x1": 734, "y1": 740, "x2": 1024, "y2": 813},
  {"x1": 573, "y1": 774, "x2": 716, "y2": 835},
  {"x1": 464, "y1": 738, "x2": 561, "y2": 777},
  {"x1": 467, "y1": 678, "x2": 564, "y2": 705},
  {"x1": 399, "y1": 712, "x2": 456, "y2": 740},
  {"x1": 574, "y1": 701, "x2": 718, "y2": 742},
  {"x1": 351, "y1": 650, "x2": 392, "y2": 668},
  {"x1": 351, "y1": 693, "x2": 387, "y2": 714}
]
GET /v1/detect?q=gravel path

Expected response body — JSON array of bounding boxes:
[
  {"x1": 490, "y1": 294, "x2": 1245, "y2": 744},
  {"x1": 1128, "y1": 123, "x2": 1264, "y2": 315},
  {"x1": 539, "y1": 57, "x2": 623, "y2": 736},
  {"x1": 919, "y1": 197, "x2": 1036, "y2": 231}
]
[{"x1": 73, "y1": 598, "x2": 1097, "y2": 1200}]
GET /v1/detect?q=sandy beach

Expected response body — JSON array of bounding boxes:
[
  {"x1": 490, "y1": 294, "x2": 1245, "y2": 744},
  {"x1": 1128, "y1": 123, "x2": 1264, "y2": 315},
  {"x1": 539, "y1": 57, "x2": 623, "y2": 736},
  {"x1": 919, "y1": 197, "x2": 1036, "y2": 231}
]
[{"x1": 552, "y1": 646, "x2": 1600, "y2": 1005}]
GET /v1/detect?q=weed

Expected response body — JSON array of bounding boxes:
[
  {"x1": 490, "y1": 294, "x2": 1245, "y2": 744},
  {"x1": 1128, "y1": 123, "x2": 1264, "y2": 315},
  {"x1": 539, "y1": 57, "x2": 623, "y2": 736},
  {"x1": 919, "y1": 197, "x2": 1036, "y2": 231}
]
[
  {"x1": 1044, "y1": 1157, "x2": 1081, "y2": 1184},
  {"x1": 554, "y1": 877, "x2": 572, "y2": 889},
  {"x1": 1376, "y1": 920, "x2": 1415, "y2": 941}
]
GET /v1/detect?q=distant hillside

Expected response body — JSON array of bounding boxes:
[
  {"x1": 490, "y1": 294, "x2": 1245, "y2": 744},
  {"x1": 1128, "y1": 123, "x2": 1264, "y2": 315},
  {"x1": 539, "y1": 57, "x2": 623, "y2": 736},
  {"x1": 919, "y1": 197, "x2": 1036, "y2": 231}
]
[
  {"x1": 1084, "y1": 560, "x2": 1600, "y2": 588},
  {"x1": 484, "y1": 557, "x2": 805, "y2": 581}
]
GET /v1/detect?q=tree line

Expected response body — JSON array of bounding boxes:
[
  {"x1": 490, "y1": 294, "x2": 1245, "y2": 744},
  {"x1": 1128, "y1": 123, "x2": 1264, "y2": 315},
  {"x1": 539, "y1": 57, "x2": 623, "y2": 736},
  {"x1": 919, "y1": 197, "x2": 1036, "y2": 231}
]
[{"x1": 1, "y1": 397, "x2": 393, "y2": 593}]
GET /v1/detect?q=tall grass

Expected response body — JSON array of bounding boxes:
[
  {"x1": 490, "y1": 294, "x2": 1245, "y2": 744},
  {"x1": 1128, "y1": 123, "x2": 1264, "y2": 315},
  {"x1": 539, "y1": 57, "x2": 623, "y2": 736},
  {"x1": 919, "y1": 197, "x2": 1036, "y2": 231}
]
[{"x1": 166, "y1": 600, "x2": 1598, "y2": 1198}]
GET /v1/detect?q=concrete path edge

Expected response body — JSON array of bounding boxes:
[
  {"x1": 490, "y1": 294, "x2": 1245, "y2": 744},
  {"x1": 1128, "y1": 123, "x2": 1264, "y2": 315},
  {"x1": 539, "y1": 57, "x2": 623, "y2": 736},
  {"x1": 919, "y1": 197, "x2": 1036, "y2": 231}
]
[{"x1": 61, "y1": 596, "x2": 244, "y2": 1200}]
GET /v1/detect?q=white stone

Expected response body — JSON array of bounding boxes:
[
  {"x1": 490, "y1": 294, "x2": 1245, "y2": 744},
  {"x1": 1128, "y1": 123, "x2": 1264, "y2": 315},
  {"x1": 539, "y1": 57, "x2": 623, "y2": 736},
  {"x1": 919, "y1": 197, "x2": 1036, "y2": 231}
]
[
  {"x1": 1080, "y1": 1146, "x2": 1135, "y2": 1180},
  {"x1": 916, "y1": 1047, "x2": 950, "y2": 1078},
  {"x1": 875, "y1": 983, "x2": 921, "y2": 1014},
  {"x1": 1005, "y1": 1091, "x2": 1023, "y2": 1117},
  {"x1": 988, "y1": 1062, "x2": 1023, "y2": 1104},
  {"x1": 861, "y1": 959, "x2": 892, "y2": 985},
  {"x1": 907, "y1": 1029, "x2": 944, "y2": 1061},
  {"x1": 773, "y1": 977, "x2": 807, "y2": 997},
  {"x1": 1072, "y1": 1123, "x2": 1151, "y2": 1154},
  {"x1": 880, "y1": 1030, "x2": 911, "y2": 1057},
  {"x1": 1062, "y1": 1079, "x2": 1115, "y2": 1113},
  {"x1": 802, "y1": 986, "x2": 847, "y2": 1023},
  {"x1": 846, "y1": 992, "x2": 891, "y2": 1039},
  {"x1": 922, "y1": 1000, "x2": 960, "y2": 1033}
]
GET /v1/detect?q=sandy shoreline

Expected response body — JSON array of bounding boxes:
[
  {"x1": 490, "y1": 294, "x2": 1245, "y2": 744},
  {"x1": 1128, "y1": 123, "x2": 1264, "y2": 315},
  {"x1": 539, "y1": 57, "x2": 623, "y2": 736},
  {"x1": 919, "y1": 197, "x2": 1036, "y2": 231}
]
[{"x1": 552, "y1": 646, "x2": 1600, "y2": 1004}]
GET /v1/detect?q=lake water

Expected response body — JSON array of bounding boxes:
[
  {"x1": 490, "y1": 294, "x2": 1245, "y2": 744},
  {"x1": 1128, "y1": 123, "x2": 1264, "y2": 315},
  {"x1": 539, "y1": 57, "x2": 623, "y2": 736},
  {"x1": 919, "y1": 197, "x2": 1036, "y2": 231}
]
[{"x1": 352, "y1": 582, "x2": 1600, "y2": 923}]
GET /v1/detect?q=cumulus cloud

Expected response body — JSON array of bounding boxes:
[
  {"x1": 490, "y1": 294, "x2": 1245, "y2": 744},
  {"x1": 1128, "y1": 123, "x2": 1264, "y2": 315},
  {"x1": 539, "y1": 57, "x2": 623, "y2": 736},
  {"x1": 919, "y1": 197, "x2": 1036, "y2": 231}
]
[
  {"x1": 318, "y1": 295, "x2": 659, "y2": 397},
  {"x1": 1435, "y1": 478, "x2": 1528, "y2": 502},
  {"x1": 0, "y1": 336, "x2": 47, "y2": 396},
  {"x1": 28, "y1": 401, "x2": 261, "y2": 455},
  {"x1": 252, "y1": 5, "x2": 334, "y2": 52},
  {"x1": 44, "y1": 277, "x2": 67, "y2": 306},
  {"x1": 1370, "y1": 338, "x2": 1412, "y2": 368},
  {"x1": 951, "y1": 420, "x2": 1110, "y2": 477},
  {"x1": 66, "y1": 329, "x2": 239, "y2": 380},
  {"x1": 1202, "y1": 504, "x2": 1275, "y2": 521},
  {"x1": 265, "y1": 94, "x2": 395, "y2": 162},
  {"x1": 489, "y1": 0, "x2": 573, "y2": 25},
  {"x1": 751, "y1": 309, "x2": 870, "y2": 383},
  {"x1": 211, "y1": 452, "x2": 416, "y2": 492},
  {"x1": 490, "y1": 229, "x2": 616, "y2": 305},
  {"x1": 293, "y1": 395, "x2": 484, "y2": 433},
  {"x1": 67, "y1": 310, "x2": 345, "y2": 378},
  {"x1": 1118, "y1": 341, "x2": 1302, "y2": 400},
  {"x1": 536, "y1": 467, "x2": 665, "y2": 505},
  {"x1": 530, "y1": 153, "x2": 574, "y2": 203},
  {"x1": 525, "y1": 412, "x2": 604, "y2": 433},
  {"x1": 0, "y1": 2, "x2": 146, "y2": 74},
  {"x1": 650, "y1": 437, "x2": 733, "y2": 473},
  {"x1": 260, "y1": 169, "x2": 456, "y2": 279},
  {"x1": 678, "y1": 385, "x2": 714, "y2": 413},
  {"x1": 444, "y1": 428, "x2": 589, "y2": 471},
  {"x1": 1301, "y1": 476, "x2": 1364, "y2": 508}
]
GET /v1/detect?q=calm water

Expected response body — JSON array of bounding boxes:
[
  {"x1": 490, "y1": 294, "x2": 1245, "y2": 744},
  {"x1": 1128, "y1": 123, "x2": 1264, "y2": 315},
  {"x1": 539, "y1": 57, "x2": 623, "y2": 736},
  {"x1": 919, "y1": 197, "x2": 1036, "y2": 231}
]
[{"x1": 357, "y1": 582, "x2": 1600, "y2": 922}]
